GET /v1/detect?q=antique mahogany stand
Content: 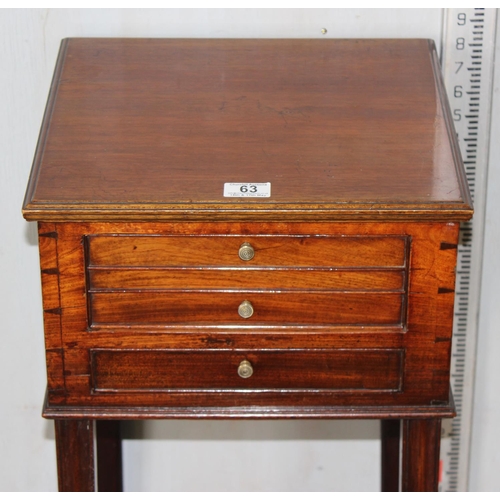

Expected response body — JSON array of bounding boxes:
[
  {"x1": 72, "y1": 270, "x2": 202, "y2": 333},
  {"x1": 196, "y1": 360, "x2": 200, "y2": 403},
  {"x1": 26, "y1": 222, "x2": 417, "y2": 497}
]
[{"x1": 23, "y1": 38, "x2": 472, "y2": 491}]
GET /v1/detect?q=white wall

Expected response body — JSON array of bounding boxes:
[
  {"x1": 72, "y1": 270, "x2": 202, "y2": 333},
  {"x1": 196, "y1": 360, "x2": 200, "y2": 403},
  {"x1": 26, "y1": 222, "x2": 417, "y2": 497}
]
[{"x1": 0, "y1": 8, "x2": 497, "y2": 491}]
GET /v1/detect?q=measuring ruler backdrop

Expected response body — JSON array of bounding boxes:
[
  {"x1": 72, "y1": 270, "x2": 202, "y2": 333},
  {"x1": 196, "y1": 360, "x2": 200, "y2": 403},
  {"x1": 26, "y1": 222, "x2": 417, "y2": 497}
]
[{"x1": 439, "y1": 7, "x2": 497, "y2": 492}]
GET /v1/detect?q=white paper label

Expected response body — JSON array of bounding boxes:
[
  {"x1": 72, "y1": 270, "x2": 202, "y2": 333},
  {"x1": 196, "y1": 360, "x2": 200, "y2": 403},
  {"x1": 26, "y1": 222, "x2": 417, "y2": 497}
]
[{"x1": 223, "y1": 182, "x2": 271, "y2": 198}]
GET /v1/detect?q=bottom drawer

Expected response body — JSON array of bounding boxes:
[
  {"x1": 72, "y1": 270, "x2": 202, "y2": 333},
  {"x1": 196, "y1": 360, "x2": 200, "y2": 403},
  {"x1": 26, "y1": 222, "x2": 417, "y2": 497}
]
[{"x1": 91, "y1": 349, "x2": 403, "y2": 393}]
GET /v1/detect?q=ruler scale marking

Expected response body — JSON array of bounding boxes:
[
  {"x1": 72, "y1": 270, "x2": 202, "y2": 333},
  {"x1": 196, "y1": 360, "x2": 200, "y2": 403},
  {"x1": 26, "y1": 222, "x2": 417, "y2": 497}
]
[{"x1": 439, "y1": 8, "x2": 497, "y2": 492}]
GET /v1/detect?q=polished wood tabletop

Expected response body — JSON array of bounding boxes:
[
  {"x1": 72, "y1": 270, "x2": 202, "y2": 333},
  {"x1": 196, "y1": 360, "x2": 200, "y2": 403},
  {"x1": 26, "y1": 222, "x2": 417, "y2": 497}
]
[{"x1": 23, "y1": 38, "x2": 472, "y2": 221}]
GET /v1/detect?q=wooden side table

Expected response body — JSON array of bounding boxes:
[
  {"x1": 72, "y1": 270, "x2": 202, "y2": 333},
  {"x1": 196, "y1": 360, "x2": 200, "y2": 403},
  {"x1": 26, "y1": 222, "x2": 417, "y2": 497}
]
[{"x1": 23, "y1": 38, "x2": 472, "y2": 491}]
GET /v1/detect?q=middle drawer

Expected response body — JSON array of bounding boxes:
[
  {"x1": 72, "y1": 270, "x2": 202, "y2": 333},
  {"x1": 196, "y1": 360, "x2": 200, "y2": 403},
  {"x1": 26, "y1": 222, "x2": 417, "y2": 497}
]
[{"x1": 89, "y1": 290, "x2": 403, "y2": 327}]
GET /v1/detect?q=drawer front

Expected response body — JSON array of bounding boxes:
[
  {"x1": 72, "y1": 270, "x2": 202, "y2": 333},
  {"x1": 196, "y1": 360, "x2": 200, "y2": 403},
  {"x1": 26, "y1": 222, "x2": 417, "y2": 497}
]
[
  {"x1": 90, "y1": 291, "x2": 404, "y2": 327},
  {"x1": 87, "y1": 235, "x2": 407, "y2": 268},
  {"x1": 91, "y1": 349, "x2": 404, "y2": 392},
  {"x1": 89, "y1": 268, "x2": 405, "y2": 292}
]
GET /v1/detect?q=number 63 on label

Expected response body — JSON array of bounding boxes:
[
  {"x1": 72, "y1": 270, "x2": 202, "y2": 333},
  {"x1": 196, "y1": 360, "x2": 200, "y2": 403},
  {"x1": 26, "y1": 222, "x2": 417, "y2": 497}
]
[{"x1": 223, "y1": 182, "x2": 271, "y2": 198}]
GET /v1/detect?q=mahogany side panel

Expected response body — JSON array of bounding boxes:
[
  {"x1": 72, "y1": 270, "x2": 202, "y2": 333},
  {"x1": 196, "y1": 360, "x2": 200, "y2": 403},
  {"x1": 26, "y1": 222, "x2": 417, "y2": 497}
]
[{"x1": 38, "y1": 222, "x2": 65, "y2": 402}]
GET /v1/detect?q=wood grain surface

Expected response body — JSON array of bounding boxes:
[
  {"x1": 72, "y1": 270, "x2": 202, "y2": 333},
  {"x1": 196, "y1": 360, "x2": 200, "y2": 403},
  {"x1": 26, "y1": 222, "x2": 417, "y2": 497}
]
[
  {"x1": 87, "y1": 234, "x2": 407, "y2": 267},
  {"x1": 23, "y1": 38, "x2": 473, "y2": 221},
  {"x1": 89, "y1": 290, "x2": 404, "y2": 327},
  {"x1": 37, "y1": 220, "x2": 459, "y2": 409},
  {"x1": 91, "y1": 348, "x2": 403, "y2": 391}
]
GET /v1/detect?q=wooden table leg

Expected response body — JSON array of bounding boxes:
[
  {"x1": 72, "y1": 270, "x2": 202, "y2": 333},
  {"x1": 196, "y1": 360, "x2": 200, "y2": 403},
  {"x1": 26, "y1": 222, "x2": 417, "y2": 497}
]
[
  {"x1": 401, "y1": 419, "x2": 441, "y2": 492},
  {"x1": 54, "y1": 419, "x2": 96, "y2": 492},
  {"x1": 381, "y1": 419, "x2": 400, "y2": 491},
  {"x1": 96, "y1": 420, "x2": 123, "y2": 492}
]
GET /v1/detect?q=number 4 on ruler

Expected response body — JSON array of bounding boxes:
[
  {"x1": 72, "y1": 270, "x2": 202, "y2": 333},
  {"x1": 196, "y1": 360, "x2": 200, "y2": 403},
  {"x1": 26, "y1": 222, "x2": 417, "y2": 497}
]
[{"x1": 440, "y1": 7, "x2": 497, "y2": 492}]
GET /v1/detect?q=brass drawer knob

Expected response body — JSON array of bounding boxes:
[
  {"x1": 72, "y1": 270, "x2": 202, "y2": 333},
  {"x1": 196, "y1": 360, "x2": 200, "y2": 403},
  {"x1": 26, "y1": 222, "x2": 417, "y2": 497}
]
[
  {"x1": 238, "y1": 242, "x2": 255, "y2": 261},
  {"x1": 237, "y1": 360, "x2": 253, "y2": 379},
  {"x1": 238, "y1": 300, "x2": 254, "y2": 319}
]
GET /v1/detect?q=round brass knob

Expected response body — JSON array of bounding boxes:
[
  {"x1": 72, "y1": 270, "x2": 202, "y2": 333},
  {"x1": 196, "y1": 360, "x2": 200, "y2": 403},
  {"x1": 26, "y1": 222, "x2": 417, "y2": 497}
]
[
  {"x1": 238, "y1": 300, "x2": 254, "y2": 319},
  {"x1": 238, "y1": 242, "x2": 255, "y2": 261},
  {"x1": 237, "y1": 360, "x2": 253, "y2": 379}
]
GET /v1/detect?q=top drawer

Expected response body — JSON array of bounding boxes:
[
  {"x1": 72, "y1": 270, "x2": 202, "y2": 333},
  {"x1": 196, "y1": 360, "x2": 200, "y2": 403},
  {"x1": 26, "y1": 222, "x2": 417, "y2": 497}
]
[{"x1": 87, "y1": 235, "x2": 407, "y2": 268}]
